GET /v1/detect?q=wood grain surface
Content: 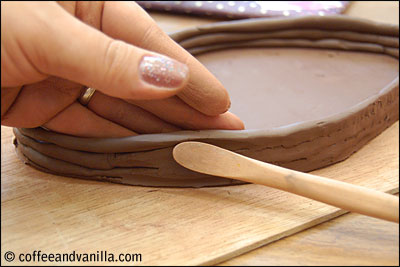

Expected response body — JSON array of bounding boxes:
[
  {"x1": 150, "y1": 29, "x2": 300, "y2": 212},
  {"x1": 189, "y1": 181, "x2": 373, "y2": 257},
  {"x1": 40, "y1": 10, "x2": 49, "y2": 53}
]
[
  {"x1": 220, "y1": 202, "x2": 399, "y2": 266},
  {"x1": 1, "y1": 1, "x2": 399, "y2": 266}
]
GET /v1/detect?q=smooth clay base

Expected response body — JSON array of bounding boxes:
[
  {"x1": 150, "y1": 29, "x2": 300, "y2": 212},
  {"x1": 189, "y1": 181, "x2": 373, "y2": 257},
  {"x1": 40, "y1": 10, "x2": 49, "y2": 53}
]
[
  {"x1": 13, "y1": 16, "x2": 400, "y2": 187},
  {"x1": 197, "y1": 47, "x2": 398, "y2": 129}
]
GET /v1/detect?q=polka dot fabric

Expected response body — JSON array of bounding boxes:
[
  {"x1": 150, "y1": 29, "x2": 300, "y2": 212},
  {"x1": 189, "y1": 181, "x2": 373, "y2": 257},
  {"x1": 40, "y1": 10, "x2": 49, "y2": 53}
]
[{"x1": 136, "y1": 1, "x2": 350, "y2": 19}]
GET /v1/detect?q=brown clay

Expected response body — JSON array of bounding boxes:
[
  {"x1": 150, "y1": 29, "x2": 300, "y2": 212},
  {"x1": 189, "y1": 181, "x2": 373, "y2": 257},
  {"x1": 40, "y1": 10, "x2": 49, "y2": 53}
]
[{"x1": 13, "y1": 16, "x2": 399, "y2": 187}]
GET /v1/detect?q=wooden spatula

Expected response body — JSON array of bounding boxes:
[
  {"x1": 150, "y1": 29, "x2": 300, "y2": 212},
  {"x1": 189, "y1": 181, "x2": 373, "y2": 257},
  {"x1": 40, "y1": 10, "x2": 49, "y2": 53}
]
[{"x1": 173, "y1": 141, "x2": 399, "y2": 223}]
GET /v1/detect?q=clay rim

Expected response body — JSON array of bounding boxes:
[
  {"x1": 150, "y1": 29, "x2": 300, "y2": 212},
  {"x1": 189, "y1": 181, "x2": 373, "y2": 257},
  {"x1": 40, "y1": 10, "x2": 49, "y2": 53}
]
[
  {"x1": 169, "y1": 15, "x2": 399, "y2": 40},
  {"x1": 17, "y1": 15, "x2": 400, "y2": 152}
]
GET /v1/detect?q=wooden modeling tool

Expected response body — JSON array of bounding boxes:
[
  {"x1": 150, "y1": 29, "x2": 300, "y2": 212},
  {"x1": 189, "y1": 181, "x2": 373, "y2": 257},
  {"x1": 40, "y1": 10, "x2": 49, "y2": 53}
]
[{"x1": 173, "y1": 142, "x2": 399, "y2": 223}]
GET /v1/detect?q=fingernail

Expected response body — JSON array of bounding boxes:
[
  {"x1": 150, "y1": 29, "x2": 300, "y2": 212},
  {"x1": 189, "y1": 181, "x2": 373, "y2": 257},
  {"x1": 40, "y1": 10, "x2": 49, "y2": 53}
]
[{"x1": 139, "y1": 55, "x2": 188, "y2": 89}]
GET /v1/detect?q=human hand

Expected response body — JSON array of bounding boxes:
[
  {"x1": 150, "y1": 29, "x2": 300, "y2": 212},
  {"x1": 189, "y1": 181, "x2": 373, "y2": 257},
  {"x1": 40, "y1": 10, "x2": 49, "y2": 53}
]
[{"x1": 1, "y1": 1, "x2": 244, "y2": 137}]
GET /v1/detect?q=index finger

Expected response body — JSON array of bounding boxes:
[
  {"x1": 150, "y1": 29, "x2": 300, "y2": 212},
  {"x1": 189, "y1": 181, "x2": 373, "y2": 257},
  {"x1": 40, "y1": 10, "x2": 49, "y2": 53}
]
[{"x1": 100, "y1": 1, "x2": 231, "y2": 116}]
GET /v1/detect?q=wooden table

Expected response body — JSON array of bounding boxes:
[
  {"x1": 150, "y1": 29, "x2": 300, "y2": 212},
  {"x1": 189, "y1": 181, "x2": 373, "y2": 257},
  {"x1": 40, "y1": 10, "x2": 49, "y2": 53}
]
[{"x1": 1, "y1": 1, "x2": 399, "y2": 266}]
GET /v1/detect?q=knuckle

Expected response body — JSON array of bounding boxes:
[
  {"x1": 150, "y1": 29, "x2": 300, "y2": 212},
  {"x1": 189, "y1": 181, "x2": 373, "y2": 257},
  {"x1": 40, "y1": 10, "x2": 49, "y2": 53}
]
[
  {"x1": 138, "y1": 23, "x2": 165, "y2": 49},
  {"x1": 102, "y1": 40, "x2": 132, "y2": 88}
]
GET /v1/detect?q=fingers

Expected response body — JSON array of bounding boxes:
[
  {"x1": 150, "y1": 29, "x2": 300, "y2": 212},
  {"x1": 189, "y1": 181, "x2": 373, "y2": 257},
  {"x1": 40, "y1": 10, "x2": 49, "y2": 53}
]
[
  {"x1": 3, "y1": 1, "x2": 244, "y2": 137},
  {"x1": 43, "y1": 102, "x2": 136, "y2": 138},
  {"x1": 1, "y1": 74, "x2": 179, "y2": 136},
  {"x1": 87, "y1": 91, "x2": 181, "y2": 134},
  {"x1": 101, "y1": 2, "x2": 231, "y2": 116},
  {"x1": 23, "y1": 2, "x2": 189, "y2": 101},
  {"x1": 1, "y1": 77, "x2": 81, "y2": 127},
  {"x1": 1, "y1": 86, "x2": 22, "y2": 118},
  {"x1": 129, "y1": 97, "x2": 245, "y2": 130}
]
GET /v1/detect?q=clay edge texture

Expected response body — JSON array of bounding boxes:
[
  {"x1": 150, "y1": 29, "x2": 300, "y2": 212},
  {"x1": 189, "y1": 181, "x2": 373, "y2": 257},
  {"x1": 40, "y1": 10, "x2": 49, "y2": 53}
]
[{"x1": 13, "y1": 16, "x2": 400, "y2": 187}]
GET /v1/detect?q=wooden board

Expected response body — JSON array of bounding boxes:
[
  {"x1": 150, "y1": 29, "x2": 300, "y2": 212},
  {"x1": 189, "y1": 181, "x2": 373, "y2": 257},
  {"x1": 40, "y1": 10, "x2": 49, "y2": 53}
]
[
  {"x1": 1, "y1": 121, "x2": 398, "y2": 266},
  {"x1": 220, "y1": 202, "x2": 399, "y2": 266}
]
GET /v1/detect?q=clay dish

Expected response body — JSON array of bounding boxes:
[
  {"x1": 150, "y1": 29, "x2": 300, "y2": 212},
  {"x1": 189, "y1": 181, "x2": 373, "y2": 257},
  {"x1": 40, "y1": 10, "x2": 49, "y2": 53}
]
[{"x1": 13, "y1": 16, "x2": 399, "y2": 187}]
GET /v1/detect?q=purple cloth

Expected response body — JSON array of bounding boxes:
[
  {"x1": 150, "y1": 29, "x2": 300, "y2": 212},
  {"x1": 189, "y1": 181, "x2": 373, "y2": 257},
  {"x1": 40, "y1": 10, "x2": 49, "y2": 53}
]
[{"x1": 136, "y1": 1, "x2": 350, "y2": 19}]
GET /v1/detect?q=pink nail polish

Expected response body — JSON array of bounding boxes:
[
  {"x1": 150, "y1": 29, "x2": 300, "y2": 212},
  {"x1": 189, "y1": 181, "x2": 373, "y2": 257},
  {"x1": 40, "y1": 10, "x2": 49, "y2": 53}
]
[{"x1": 139, "y1": 55, "x2": 188, "y2": 89}]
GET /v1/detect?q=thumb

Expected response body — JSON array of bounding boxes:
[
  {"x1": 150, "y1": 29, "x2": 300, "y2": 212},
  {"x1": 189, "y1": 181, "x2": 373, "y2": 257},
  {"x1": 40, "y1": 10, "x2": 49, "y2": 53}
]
[{"x1": 30, "y1": 3, "x2": 189, "y2": 100}]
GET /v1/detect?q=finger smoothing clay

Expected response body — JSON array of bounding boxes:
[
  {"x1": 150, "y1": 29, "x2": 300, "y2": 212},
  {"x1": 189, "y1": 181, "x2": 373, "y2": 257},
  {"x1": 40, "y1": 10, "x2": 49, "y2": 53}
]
[{"x1": 13, "y1": 16, "x2": 399, "y2": 187}]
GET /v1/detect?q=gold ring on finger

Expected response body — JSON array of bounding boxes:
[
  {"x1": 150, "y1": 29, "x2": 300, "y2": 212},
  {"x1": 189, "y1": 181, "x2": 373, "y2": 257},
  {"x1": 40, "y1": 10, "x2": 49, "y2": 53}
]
[{"x1": 79, "y1": 87, "x2": 96, "y2": 106}]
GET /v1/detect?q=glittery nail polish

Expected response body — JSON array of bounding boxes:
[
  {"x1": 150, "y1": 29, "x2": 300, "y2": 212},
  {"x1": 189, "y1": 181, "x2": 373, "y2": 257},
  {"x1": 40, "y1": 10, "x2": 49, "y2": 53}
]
[{"x1": 139, "y1": 55, "x2": 188, "y2": 89}]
